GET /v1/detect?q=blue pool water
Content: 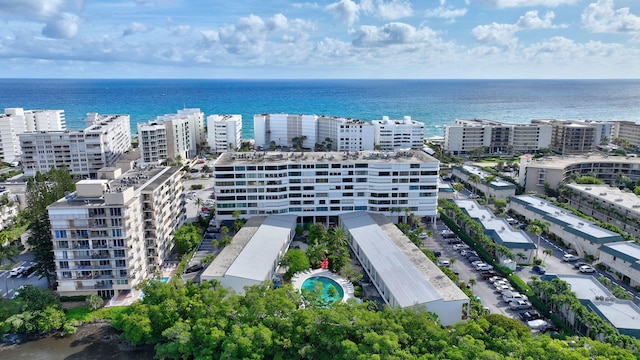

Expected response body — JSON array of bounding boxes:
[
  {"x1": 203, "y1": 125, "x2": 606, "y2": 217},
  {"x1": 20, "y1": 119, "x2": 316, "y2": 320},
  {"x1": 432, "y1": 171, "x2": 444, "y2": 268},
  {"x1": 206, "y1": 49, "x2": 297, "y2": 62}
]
[{"x1": 301, "y1": 276, "x2": 344, "y2": 303}]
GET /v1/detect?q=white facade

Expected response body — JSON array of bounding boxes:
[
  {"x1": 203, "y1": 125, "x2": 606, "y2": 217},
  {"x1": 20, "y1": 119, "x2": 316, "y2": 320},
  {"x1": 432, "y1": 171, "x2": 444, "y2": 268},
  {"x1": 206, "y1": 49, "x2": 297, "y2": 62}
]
[
  {"x1": 451, "y1": 165, "x2": 516, "y2": 200},
  {"x1": 253, "y1": 113, "x2": 318, "y2": 149},
  {"x1": 139, "y1": 109, "x2": 205, "y2": 163},
  {"x1": 443, "y1": 119, "x2": 551, "y2": 155},
  {"x1": 253, "y1": 114, "x2": 374, "y2": 151},
  {"x1": 48, "y1": 165, "x2": 185, "y2": 298},
  {"x1": 138, "y1": 123, "x2": 168, "y2": 164},
  {"x1": 612, "y1": 121, "x2": 640, "y2": 148},
  {"x1": 212, "y1": 150, "x2": 439, "y2": 226},
  {"x1": 508, "y1": 195, "x2": 623, "y2": 258},
  {"x1": 341, "y1": 212, "x2": 468, "y2": 325},
  {"x1": 0, "y1": 189, "x2": 19, "y2": 231},
  {"x1": 317, "y1": 116, "x2": 374, "y2": 151},
  {"x1": 207, "y1": 114, "x2": 242, "y2": 153},
  {"x1": 372, "y1": 116, "x2": 424, "y2": 150},
  {"x1": 0, "y1": 108, "x2": 66, "y2": 163},
  {"x1": 200, "y1": 215, "x2": 296, "y2": 294},
  {"x1": 19, "y1": 113, "x2": 131, "y2": 178}
]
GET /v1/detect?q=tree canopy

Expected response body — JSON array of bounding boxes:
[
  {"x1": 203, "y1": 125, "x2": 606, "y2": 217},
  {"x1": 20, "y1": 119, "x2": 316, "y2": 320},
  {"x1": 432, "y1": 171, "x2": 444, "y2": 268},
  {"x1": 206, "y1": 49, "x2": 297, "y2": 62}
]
[{"x1": 111, "y1": 280, "x2": 638, "y2": 360}]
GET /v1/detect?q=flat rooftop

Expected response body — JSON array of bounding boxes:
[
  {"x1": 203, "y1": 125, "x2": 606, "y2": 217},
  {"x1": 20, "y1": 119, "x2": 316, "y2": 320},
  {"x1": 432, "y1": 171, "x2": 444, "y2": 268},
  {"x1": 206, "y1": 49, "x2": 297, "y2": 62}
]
[
  {"x1": 600, "y1": 242, "x2": 640, "y2": 265},
  {"x1": 566, "y1": 184, "x2": 640, "y2": 215},
  {"x1": 454, "y1": 199, "x2": 534, "y2": 248},
  {"x1": 215, "y1": 150, "x2": 438, "y2": 166},
  {"x1": 458, "y1": 165, "x2": 515, "y2": 188},
  {"x1": 557, "y1": 274, "x2": 640, "y2": 331},
  {"x1": 511, "y1": 195, "x2": 622, "y2": 243},
  {"x1": 341, "y1": 212, "x2": 467, "y2": 306},
  {"x1": 201, "y1": 215, "x2": 297, "y2": 281},
  {"x1": 526, "y1": 154, "x2": 640, "y2": 169}
]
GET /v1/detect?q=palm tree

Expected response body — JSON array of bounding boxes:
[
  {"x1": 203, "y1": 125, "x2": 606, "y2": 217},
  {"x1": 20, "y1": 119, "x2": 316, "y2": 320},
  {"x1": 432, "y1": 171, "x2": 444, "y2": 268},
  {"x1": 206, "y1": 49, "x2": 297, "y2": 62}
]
[
  {"x1": 542, "y1": 248, "x2": 553, "y2": 264},
  {"x1": 452, "y1": 182, "x2": 464, "y2": 199},
  {"x1": 529, "y1": 219, "x2": 550, "y2": 259},
  {"x1": 328, "y1": 227, "x2": 348, "y2": 248},
  {"x1": 468, "y1": 278, "x2": 477, "y2": 290},
  {"x1": 0, "y1": 232, "x2": 18, "y2": 297},
  {"x1": 467, "y1": 174, "x2": 481, "y2": 197},
  {"x1": 195, "y1": 197, "x2": 203, "y2": 209}
]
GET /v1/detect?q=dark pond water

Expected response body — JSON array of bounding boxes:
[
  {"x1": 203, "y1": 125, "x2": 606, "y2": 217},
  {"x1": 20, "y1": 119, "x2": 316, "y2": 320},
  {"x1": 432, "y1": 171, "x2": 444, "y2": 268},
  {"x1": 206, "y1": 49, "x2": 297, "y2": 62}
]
[{"x1": 0, "y1": 324, "x2": 153, "y2": 360}]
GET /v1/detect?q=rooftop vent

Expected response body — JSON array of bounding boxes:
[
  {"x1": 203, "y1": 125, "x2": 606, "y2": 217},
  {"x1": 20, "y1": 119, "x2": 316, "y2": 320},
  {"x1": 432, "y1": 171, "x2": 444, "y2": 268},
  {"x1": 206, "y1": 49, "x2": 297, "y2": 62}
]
[
  {"x1": 600, "y1": 192, "x2": 607, "y2": 196},
  {"x1": 615, "y1": 198, "x2": 623, "y2": 202},
  {"x1": 585, "y1": 187, "x2": 592, "y2": 190}
]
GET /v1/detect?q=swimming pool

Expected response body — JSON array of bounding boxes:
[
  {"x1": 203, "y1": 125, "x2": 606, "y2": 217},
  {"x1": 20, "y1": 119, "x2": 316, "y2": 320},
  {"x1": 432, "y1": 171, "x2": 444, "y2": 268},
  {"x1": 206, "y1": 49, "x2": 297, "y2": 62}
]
[{"x1": 301, "y1": 276, "x2": 345, "y2": 303}]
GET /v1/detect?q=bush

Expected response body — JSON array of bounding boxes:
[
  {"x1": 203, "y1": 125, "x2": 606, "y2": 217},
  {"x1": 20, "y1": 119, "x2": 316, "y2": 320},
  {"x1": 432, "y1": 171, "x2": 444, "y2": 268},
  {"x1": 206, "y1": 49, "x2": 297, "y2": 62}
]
[{"x1": 190, "y1": 184, "x2": 204, "y2": 190}]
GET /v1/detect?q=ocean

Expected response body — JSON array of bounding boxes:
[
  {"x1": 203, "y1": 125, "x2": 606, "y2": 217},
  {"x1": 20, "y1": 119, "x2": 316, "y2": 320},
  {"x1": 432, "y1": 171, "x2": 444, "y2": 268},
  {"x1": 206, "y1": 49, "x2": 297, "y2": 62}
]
[{"x1": 0, "y1": 79, "x2": 639, "y2": 139}]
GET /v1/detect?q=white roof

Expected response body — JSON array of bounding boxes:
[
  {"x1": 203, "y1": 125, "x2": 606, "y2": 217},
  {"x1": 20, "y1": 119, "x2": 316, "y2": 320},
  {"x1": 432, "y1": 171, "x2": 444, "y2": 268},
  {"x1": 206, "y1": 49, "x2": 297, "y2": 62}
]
[
  {"x1": 202, "y1": 215, "x2": 297, "y2": 282},
  {"x1": 340, "y1": 212, "x2": 443, "y2": 307}
]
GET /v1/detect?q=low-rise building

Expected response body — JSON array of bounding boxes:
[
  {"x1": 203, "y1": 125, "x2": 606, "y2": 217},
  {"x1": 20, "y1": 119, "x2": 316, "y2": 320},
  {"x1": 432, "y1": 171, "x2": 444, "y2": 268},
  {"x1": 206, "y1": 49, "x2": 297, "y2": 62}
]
[
  {"x1": 372, "y1": 116, "x2": 424, "y2": 150},
  {"x1": 452, "y1": 164, "x2": 516, "y2": 200},
  {"x1": 508, "y1": 195, "x2": 623, "y2": 258},
  {"x1": 200, "y1": 215, "x2": 297, "y2": 294},
  {"x1": 340, "y1": 211, "x2": 469, "y2": 326},
  {"x1": 19, "y1": 113, "x2": 131, "y2": 178},
  {"x1": 599, "y1": 242, "x2": 640, "y2": 288},
  {"x1": 454, "y1": 199, "x2": 536, "y2": 261},
  {"x1": 564, "y1": 184, "x2": 640, "y2": 239},
  {"x1": 48, "y1": 164, "x2": 185, "y2": 298},
  {"x1": 211, "y1": 150, "x2": 439, "y2": 227},
  {"x1": 544, "y1": 274, "x2": 640, "y2": 338},
  {"x1": 520, "y1": 154, "x2": 640, "y2": 193}
]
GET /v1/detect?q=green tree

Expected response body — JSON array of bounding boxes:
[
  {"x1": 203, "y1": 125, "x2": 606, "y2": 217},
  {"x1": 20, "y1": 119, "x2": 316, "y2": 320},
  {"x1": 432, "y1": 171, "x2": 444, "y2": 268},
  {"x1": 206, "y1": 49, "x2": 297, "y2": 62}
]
[
  {"x1": 85, "y1": 293, "x2": 104, "y2": 310},
  {"x1": 27, "y1": 217, "x2": 57, "y2": 286},
  {"x1": 468, "y1": 174, "x2": 481, "y2": 196},
  {"x1": 280, "y1": 249, "x2": 310, "y2": 279},
  {"x1": 0, "y1": 232, "x2": 19, "y2": 296}
]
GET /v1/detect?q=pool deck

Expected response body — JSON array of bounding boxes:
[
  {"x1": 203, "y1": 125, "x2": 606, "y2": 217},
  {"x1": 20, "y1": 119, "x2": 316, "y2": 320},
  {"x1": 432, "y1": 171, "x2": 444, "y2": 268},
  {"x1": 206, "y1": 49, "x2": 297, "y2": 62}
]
[{"x1": 291, "y1": 268, "x2": 355, "y2": 302}]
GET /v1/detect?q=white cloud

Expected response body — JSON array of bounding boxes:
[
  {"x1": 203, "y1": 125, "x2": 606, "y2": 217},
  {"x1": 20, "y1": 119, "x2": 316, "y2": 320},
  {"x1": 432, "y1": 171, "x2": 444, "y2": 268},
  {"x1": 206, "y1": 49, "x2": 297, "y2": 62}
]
[
  {"x1": 472, "y1": 11, "x2": 563, "y2": 47},
  {"x1": 0, "y1": 0, "x2": 84, "y2": 39},
  {"x1": 424, "y1": 6, "x2": 468, "y2": 22},
  {"x1": 351, "y1": 22, "x2": 438, "y2": 47},
  {"x1": 42, "y1": 12, "x2": 80, "y2": 39},
  {"x1": 376, "y1": 0, "x2": 413, "y2": 20},
  {"x1": 326, "y1": 0, "x2": 360, "y2": 26},
  {"x1": 484, "y1": 0, "x2": 579, "y2": 8},
  {"x1": 123, "y1": 22, "x2": 153, "y2": 37},
  {"x1": 325, "y1": 0, "x2": 412, "y2": 25},
  {"x1": 582, "y1": 0, "x2": 640, "y2": 39},
  {"x1": 171, "y1": 25, "x2": 191, "y2": 37}
]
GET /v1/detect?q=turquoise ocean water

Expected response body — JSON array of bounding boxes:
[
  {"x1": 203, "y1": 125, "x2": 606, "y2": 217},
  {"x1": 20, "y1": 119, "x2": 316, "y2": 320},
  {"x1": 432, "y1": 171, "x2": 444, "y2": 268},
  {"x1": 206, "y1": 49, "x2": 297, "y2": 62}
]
[{"x1": 0, "y1": 79, "x2": 638, "y2": 139}]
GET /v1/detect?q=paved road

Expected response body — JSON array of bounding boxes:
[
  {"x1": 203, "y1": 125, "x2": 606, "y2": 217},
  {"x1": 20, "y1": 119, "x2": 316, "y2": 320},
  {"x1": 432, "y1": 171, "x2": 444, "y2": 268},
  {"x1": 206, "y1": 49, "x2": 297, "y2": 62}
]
[{"x1": 0, "y1": 253, "x2": 49, "y2": 298}]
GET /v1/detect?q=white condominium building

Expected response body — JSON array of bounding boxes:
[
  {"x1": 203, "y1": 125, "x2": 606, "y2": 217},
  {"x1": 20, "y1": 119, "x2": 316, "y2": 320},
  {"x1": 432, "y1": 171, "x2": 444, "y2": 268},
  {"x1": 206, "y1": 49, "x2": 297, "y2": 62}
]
[
  {"x1": 254, "y1": 113, "x2": 318, "y2": 150},
  {"x1": 443, "y1": 119, "x2": 551, "y2": 155},
  {"x1": 317, "y1": 116, "x2": 374, "y2": 151},
  {"x1": 212, "y1": 150, "x2": 439, "y2": 226},
  {"x1": 138, "y1": 108, "x2": 205, "y2": 163},
  {"x1": 19, "y1": 113, "x2": 131, "y2": 178},
  {"x1": 207, "y1": 114, "x2": 242, "y2": 154},
  {"x1": 0, "y1": 108, "x2": 66, "y2": 163},
  {"x1": 612, "y1": 121, "x2": 640, "y2": 148},
  {"x1": 48, "y1": 164, "x2": 185, "y2": 298},
  {"x1": 372, "y1": 116, "x2": 424, "y2": 150}
]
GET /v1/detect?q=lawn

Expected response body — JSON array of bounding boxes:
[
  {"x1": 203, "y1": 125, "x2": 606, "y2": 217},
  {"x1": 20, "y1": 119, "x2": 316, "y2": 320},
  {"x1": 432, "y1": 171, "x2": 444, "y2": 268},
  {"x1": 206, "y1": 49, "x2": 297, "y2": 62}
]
[{"x1": 65, "y1": 306, "x2": 128, "y2": 323}]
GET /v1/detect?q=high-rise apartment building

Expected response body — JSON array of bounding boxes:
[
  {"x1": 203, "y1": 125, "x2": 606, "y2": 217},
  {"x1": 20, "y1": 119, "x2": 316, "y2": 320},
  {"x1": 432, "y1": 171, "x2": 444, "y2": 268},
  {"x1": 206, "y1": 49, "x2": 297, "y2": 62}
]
[
  {"x1": 207, "y1": 114, "x2": 242, "y2": 154},
  {"x1": 253, "y1": 114, "x2": 375, "y2": 151},
  {"x1": 211, "y1": 150, "x2": 439, "y2": 226},
  {"x1": 19, "y1": 113, "x2": 131, "y2": 178},
  {"x1": 138, "y1": 109, "x2": 205, "y2": 163},
  {"x1": 531, "y1": 119, "x2": 609, "y2": 154},
  {"x1": 443, "y1": 119, "x2": 551, "y2": 155},
  {"x1": 0, "y1": 108, "x2": 66, "y2": 163},
  {"x1": 611, "y1": 121, "x2": 640, "y2": 148},
  {"x1": 48, "y1": 164, "x2": 185, "y2": 298},
  {"x1": 372, "y1": 116, "x2": 424, "y2": 150}
]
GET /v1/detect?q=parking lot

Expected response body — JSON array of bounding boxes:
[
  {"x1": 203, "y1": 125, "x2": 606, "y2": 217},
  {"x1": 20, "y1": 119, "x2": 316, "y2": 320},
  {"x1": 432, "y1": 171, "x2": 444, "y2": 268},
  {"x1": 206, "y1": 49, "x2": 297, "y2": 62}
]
[{"x1": 1, "y1": 254, "x2": 49, "y2": 298}]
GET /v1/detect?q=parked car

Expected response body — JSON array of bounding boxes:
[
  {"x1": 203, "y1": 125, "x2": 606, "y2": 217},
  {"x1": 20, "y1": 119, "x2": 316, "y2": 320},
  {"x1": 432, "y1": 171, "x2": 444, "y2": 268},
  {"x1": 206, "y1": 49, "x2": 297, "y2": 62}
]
[
  {"x1": 519, "y1": 310, "x2": 543, "y2": 321},
  {"x1": 185, "y1": 264, "x2": 204, "y2": 273},
  {"x1": 467, "y1": 256, "x2": 480, "y2": 263},
  {"x1": 502, "y1": 291, "x2": 528, "y2": 302},
  {"x1": 437, "y1": 260, "x2": 450, "y2": 267},
  {"x1": 480, "y1": 271, "x2": 500, "y2": 279},
  {"x1": 447, "y1": 238, "x2": 461, "y2": 244},
  {"x1": 476, "y1": 264, "x2": 494, "y2": 271},
  {"x1": 579, "y1": 265, "x2": 596, "y2": 273},
  {"x1": 563, "y1": 254, "x2": 579, "y2": 262},
  {"x1": 441, "y1": 230, "x2": 456, "y2": 238},
  {"x1": 573, "y1": 261, "x2": 588, "y2": 269},
  {"x1": 510, "y1": 300, "x2": 533, "y2": 310},
  {"x1": 464, "y1": 251, "x2": 478, "y2": 258},
  {"x1": 419, "y1": 233, "x2": 428, "y2": 239},
  {"x1": 532, "y1": 265, "x2": 546, "y2": 274},
  {"x1": 433, "y1": 251, "x2": 442, "y2": 257},
  {"x1": 453, "y1": 244, "x2": 468, "y2": 251},
  {"x1": 204, "y1": 233, "x2": 216, "y2": 240},
  {"x1": 488, "y1": 276, "x2": 507, "y2": 283}
]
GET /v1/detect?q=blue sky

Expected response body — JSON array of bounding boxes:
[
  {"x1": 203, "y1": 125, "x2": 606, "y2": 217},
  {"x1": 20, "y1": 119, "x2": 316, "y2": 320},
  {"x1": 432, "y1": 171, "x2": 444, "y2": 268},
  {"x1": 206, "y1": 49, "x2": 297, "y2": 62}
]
[{"x1": 0, "y1": 0, "x2": 639, "y2": 78}]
